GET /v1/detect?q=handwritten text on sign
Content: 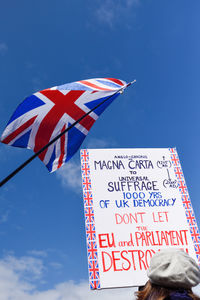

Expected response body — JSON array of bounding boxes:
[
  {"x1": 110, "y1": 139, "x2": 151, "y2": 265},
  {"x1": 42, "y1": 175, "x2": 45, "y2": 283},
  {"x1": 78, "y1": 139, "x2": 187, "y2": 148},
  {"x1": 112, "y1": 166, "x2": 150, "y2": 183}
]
[{"x1": 81, "y1": 148, "x2": 200, "y2": 289}]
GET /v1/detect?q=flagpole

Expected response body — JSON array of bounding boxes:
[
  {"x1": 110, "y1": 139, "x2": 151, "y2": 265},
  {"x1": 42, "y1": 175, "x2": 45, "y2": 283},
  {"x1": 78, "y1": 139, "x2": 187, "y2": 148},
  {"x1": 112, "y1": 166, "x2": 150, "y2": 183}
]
[{"x1": 0, "y1": 80, "x2": 136, "y2": 187}]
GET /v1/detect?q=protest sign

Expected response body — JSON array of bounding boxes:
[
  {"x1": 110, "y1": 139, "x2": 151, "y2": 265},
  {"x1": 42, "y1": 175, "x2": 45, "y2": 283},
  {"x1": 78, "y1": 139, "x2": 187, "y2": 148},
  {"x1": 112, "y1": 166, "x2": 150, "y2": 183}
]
[{"x1": 80, "y1": 148, "x2": 200, "y2": 290}]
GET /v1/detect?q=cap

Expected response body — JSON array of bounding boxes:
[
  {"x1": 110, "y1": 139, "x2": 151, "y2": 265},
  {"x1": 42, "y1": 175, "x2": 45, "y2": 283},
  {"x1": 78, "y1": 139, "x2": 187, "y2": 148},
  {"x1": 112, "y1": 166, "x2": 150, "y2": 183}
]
[{"x1": 147, "y1": 248, "x2": 200, "y2": 288}]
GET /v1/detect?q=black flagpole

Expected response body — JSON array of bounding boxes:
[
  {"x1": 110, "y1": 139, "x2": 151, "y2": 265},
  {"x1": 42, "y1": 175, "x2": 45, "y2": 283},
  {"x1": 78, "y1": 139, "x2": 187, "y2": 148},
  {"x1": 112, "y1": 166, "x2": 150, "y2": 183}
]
[{"x1": 0, "y1": 80, "x2": 136, "y2": 187}]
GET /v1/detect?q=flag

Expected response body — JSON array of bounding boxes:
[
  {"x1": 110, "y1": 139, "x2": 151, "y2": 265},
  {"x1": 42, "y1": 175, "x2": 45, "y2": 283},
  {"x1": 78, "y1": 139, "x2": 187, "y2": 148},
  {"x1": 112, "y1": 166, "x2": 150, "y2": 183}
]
[{"x1": 1, "y1": 78, "x2": 127, "y2": 172}]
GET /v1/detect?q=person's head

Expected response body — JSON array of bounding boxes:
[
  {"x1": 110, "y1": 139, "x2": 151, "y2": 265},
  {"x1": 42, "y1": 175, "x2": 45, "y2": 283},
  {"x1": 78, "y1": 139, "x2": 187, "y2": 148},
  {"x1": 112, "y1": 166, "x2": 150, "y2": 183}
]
[{"x1": 135, "y1": 248, "x2": 200, "y2": 300}]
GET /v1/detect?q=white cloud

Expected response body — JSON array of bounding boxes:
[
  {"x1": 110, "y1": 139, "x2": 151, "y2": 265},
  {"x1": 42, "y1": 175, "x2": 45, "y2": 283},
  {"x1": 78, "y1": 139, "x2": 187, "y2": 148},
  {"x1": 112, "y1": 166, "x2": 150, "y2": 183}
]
[
  {"x1": 0, "y1": 254, "x2": 136, "y2": 300},
  {"x1": 127, "y1": 0, "x2": 140, "y2": 6},
  {"x1": 94, "y1": 0, "x2": 139, "y2": 28},
  {"x1": 2, "y1": 255, "x2": 45, "y2": 280},
  {"x1": 96, "y1": 3, "x2": 114, "y2": 28},
  {"x1": 36, "y1": 281, "x2": 136, "y2": 300},
  {"x1": 0, "y1": 210, "x2": 9, "y2": 223},
  {"x1": 0, "y1": 255, "x2": 41, "y2": 300},
  {"x1": 31, "y1": 77, "x2": 44, "y2": 92},
  {"x1": 56, "y1": 161, "x2": 82, "y2": 192},
  {"x1": 28, "y1": 250, "x2": 48, "y2": 258},
  {"x1": 0, "y1": 254, "x2": 199, "y2": 300},
  {"x1": 49, "y1": 262, "x2": 63, "y2": 270},
  {"x1": 0, "y1": 264, "x2": 33, "y2": 300},
  {"x1": 0, "y1": 42, "x2": 8, "y2": 55},
  {"x1": 85, "y1": 137, "x2": 117, "y2": 149}
]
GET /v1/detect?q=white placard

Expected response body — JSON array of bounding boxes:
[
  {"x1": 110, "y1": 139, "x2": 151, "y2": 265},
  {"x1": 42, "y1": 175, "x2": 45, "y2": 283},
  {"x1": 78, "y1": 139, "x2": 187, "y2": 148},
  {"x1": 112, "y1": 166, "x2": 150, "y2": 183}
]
[{"x1": 80, "y1": 148, "x2": 200, "y2": 289}]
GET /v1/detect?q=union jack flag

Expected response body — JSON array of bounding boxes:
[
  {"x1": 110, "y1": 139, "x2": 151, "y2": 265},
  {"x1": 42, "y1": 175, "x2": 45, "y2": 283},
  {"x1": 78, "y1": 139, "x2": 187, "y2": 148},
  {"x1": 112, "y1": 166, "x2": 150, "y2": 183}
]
[
  {"x1": 83, "y1": 192, "x2": 93, "y2": 207},
  {"x1": 178, "y1": 180, "x2": 188, "y2": 194},
  {"x1": 194, "y1": 244, "x2": 200, "y2": 262},
  {"x1": 190, "y1": 226, "x2": 200, "y2": 244},
  {"x1": 82, "y1": 176, "x2": 92, "y2": 191},
  {"x1": 182, "y1": 194, "x2": 192, "y2": 210},
  {"x1": 89, "y1": 260, "x2": 100, "y2": 279},
  {"x1": 90, "y1": 279, "x2": 101, "y2": 290},
  {"x1": 80, "y1": 149, "x2": 89, "y2": 162},
  {"x1": 87, "y1": 240, "x2": 98, "y2": 260},
  {"x1": 83, "y1": 190, "x2": 93, "y2": 206},
  {"x1": 85, "y1": 206, "x2": 95, "y2": 224},
  {"x1": 185, "y1": 209, "x2": 196, "y2": 227},
  {"x1": 81, "y1": 162, "x2": 91, "y2": 177},
  {"x1": 174, "y1": 166, "x2": 183, "y2": 180},
  {"x1": 170, "y1": 153, "x2": 179, "y2": 166},
  {"x1": 1, "y1": 78, "x2": 126, "y2": 172},
  {"x1": 86, "y1": 222, "x2": 96, "y2": 241}
]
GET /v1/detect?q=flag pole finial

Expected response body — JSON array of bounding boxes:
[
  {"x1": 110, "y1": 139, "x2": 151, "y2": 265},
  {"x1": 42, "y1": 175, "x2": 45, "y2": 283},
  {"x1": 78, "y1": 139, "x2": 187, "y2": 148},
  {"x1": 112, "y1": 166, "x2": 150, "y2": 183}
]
[
  {"x1": 120, "y1": 79, "x2": 136, "y2": 93},
  {"x1": 126, "y1": 79, "x2": 136, "y2": 88}
]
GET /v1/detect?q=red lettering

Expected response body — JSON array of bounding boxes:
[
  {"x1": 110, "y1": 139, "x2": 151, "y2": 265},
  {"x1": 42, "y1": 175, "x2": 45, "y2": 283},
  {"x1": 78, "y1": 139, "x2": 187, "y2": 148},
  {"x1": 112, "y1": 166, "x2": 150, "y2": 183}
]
[
  {"x1": 115, "y1": 214, "x2": 123, "y2": 224},
  {"x1": 118, "y1": 233, "x2": 134, "y2": 247},
  {"x1": 101, "y1": 249, "x2": 156, "y2": 272},
  {"x1": 98, "y1": 233, "x2": 116, "y2": 248},
  {"x1": 145, "y1": 249, "x2": 155, "y2": 269},
  {"x1": 115, "y1": 213, "x2": 146, "y2": 224},
  {"x1": 112, "y1": 251, "x2": 123, "y2": 271},
  {"x1": 138, "y1": 250, "x2": 147, "y2": 270},
  {"x1": 121, "y1": 250, "x2": 131, "y2": 271},
  {"x1": 128, "y1": 250, "x2": 136, "y2": 270},
  {"x1": 152, "y1": 211, "x2": 169, "y2": 222},
  {"x1": 135, "y1": 232, "x2": 142, "y2": 246},
  {"x1": 101, "y1": 251, "x2": 112, "y2": 272}
]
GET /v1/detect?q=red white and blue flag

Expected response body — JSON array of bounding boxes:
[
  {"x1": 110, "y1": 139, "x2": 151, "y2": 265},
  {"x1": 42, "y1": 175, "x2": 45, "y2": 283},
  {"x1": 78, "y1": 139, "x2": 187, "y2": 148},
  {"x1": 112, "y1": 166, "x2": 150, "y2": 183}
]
[{"x1": 1, "y1": 78, "x2": 127, "y2": 172}]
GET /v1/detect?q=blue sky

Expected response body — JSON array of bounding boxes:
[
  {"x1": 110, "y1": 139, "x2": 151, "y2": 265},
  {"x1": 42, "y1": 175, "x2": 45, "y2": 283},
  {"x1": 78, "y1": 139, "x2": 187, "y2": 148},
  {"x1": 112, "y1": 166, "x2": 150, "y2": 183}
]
[{"x1": 0, "y1": 0, "x2": 200, "y2": 299}]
